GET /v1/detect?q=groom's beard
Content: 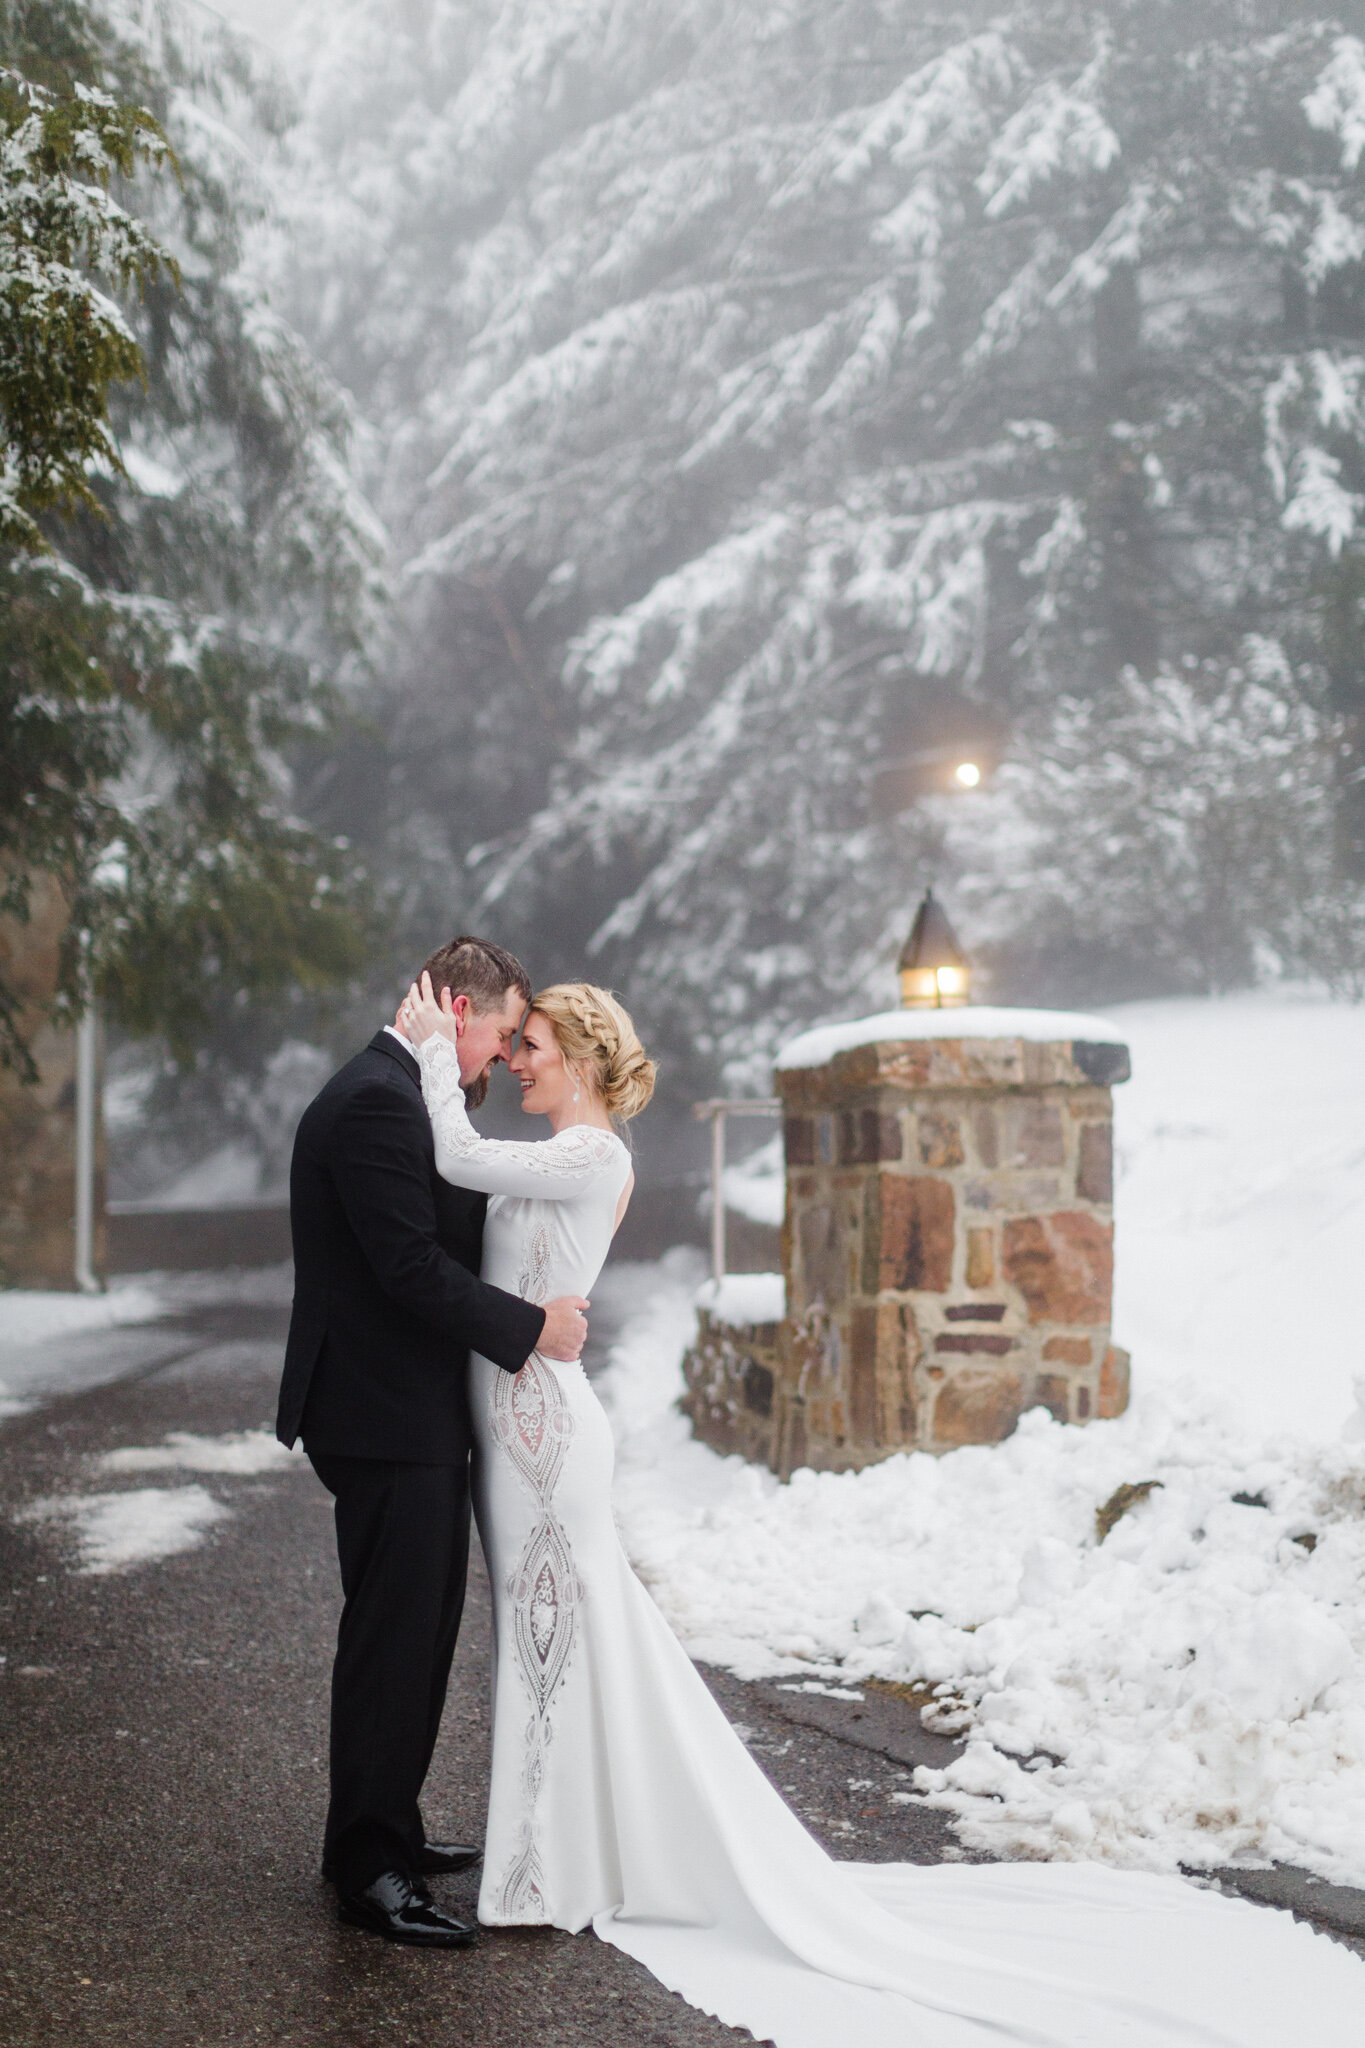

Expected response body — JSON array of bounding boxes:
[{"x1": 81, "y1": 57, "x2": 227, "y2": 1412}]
[{"x1": 463, "y1": 1063, "x2": 492, "y2": 1111}]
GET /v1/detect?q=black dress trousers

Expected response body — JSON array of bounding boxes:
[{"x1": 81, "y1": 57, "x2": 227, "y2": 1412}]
[{"x1": 309, "y1": 1452, "x2": 472, "y2": 1894}]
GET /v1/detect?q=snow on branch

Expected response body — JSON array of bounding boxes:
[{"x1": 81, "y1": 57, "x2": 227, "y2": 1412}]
[
  {"x1": 429, "y1": 285, "x2": 722, "y2": 488},
  {"x1": 1304, "y1": 34, "x2": 1365, "y2": 171},
  {"x1": 977, "y1": 50, "x2": 1120, "y2": 219},
  {"x1": 565, "y1": 513, "x2": 796, "y2": 702},
  {"x1": 684, "y1": 284, "x2": 904, "y2": 464},
  {"x1": 1282, "y1": 445, "x2": 1362, "y2": 557},
  {"x1": 1046, "y1": 182, "x2": 1168, "y2": 306},
  {"x1": 772, "y1": 31, "x2": 1016, "y2": 204}
]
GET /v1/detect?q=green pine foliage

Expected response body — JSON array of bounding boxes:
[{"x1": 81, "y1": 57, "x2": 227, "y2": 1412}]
[
  {"x1": 0, "y1": 54, "x2": 174, "y2": 547},
  {"x1": 0, "y1": 0, "x2": 379, "y2": 1083}
]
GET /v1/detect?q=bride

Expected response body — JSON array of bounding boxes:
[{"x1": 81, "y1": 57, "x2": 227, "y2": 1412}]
[{"x1": 399, "y1": 972, "x2": 1361, "y2": 2048}]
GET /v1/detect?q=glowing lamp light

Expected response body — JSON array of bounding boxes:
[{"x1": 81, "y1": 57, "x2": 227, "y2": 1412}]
[
  {"x1": 898, "y1": 887, "x2": 971, "y2": 1009},
  {"x1": 953, "y1": 760, "x2": 982, "y2": 788}
]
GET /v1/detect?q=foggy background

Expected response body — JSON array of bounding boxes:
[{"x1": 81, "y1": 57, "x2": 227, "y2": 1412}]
[
  {"x1": 210, "y1": 0, "x2": 300, "y2": 43},
  {"x1": 100, "y1": 0, "x2": 1365, "y2": 1223}
]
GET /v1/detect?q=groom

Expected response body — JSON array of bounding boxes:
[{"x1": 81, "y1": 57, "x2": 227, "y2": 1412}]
[{"x1": 277, "y1": 934, "x2": 590, "y2": 1948}]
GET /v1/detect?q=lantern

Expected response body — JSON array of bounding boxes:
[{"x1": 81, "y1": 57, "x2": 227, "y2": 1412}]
[{"x1": 898, "y1": 888, "x2": 971, "y2": 1008}]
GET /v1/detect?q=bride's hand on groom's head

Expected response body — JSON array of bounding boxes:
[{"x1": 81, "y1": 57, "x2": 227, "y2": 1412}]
[{"x1": 400, "y1": 971, "x2": 459, "y2": 1048}]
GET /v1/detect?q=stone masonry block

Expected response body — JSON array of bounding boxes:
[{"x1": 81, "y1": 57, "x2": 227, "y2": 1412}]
[
  {"x1": 878, "y1": 1175, "x2": 955, "y2": 1293},
  {"x1": 784, "y1": 1116, "x2": 815, "y2": 1166},
  {"x1": 932, "y1": 1368, "x2": 1024, "y2": 1447},
  {"x1": 1011, "y1": 1100, "x2": 1065, "y2": 1166},
  {"x1": 1072, "y1": 1041, "x2": 1131, "y2": 1087},
  {"x1": 917, "y1": 1112, "x2": 964, "y2": 1168},
  {"x1": 849, "y1": 1303, "x2": 879, "y2": 1442},
  {"x1": 1002, "y1": 1211, "x2": 1113, "y2": 1325},
  {"x1": 1077, "y1": 1121, "x2": 1113, "y2": 1204},
  {"x1": 972, "y1": 1106, "x2": 999, "y2": 1168},
  {"x1": 933, "y1": 1332, "x2": 1014, "y2": 1356},
  {"x1": 965, "y1": 1226, "x2": 995, "y2": 1288},
  {"x1": 1098, "y1": 1343, "x2": 1131, "y2": 1418},
  {"x1": 838, "y1": 1108, "x2": 881, "y2": 1166},
  {"x1": 778, "y1": 1403, "x2": 808, "y2": 1477},
  {"x1": 848, "y1": 1300, "x2": 919, "y2": 1444},
  {"x1": 1067, "y1": 1089, "x2": 1113, "y2": 1118},
  {"x1": 963, "y1": 1172, "x2": 1064, "y2": 1214},
  {"x1": 1033, "y1": 1374, "x2": 1072, "y2": 1423},
  {"x1": 798, "y1": 1202, "x2": 845, "y2": 1310}
]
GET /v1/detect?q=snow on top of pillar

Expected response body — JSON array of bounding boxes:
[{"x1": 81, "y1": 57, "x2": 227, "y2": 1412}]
[
  {"x1": 775, "y1": 1005, "x2": 1125, "y2": 1072},
  {"x1": 695, "y1": 1272, "x2": 787, "y2": 1325}
]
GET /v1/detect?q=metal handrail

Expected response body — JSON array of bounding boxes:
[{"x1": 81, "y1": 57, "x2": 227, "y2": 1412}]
[{"x1": 692, "y1": 1098, "x2": 783, "y2": 1284}]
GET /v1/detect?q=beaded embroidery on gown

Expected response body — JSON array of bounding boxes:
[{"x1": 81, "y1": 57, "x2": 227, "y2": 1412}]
[{"x1": 416, "y1": 1034, "x2": 1362, "y2": 2048}]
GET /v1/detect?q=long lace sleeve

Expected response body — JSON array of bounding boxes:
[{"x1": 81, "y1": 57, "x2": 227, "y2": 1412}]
[{"x1": 416, "y1": 1035, "x2": 625, "y2": 1199}]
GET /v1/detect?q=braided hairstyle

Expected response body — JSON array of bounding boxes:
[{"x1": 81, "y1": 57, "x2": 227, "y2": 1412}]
[{"x1": 530, "y1": 984, "x2": 656, "y2": 1122}]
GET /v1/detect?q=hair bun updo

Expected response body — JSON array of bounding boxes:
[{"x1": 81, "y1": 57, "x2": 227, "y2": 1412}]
[{"x1": 529, "y1": 983, "x2": 656, "y2": 1122}]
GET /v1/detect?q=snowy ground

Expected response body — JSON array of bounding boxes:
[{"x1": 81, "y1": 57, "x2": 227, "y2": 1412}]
[
  {"x1": 0, "y1": 1283, "x2": 164, "y2": 1350},
  {"x1": 1112, "y1": 990, "x2": 1365, "y2": 1436},
  {"x1": 0, "y1": 1283, "x2": 166, "y2": 1420},
  {"x1": 19, "y1": 1429, "x2": 302, "y2": 1574},
  {"x1": 0, "y1": 1265, "x2": 294, "y2": 1420},
  {"x1": 600, "y1": 989, "x2": 1365, "y2": 1887}
]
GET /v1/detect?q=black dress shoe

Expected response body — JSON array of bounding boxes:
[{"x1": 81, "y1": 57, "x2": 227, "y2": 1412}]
[
  {"x1": 416, "y1": 1839, "x2": 482, "y2": 1876},
  {"x1": 337, "y1": 1871, "x2": 477, "y2": 1948},
  {"x1": 323, "y1": 1840, "x2": 482, "y2": 1884}
]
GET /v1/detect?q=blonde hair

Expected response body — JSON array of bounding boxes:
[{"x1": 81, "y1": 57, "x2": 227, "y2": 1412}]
[{"x1": 530, "y1": 983, "x2": 656, "y2": 1122}]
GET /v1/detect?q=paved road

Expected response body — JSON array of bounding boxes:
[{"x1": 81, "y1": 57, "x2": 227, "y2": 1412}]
[
  {"x1": 0, "y1": 1283, "x2": 962, "y2": 2048},
  {"x1": 2, "y1": 1281, "x2": 1361, "y2": 2048}
]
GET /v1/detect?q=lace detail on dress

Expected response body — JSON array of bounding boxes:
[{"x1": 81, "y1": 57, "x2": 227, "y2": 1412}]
[
  {"x1": 490, "y1": 1354, "x2": 581, "y2": 1921},
  {"x1": 517, "y1": 1220, "x2": 554, "y2": 1310},
  {"x1": 416, "y1": 1036, "x2": 624, "y2": 1201},
  {"x1": 489, "y1": 1219, "x2": 581, "y2": 1921}
]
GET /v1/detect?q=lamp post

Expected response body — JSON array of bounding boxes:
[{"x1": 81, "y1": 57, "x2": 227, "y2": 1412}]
[
  {"x1": 73, "y1": 1004, "x2": 100, "y2": 1293},
  {"x1": 898, "y1": 887, "x2": 971, "y2": 1009}
]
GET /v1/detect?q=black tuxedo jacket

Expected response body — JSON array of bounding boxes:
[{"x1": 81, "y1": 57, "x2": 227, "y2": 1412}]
[{"x1": 276, "y1": 1030, "x2": 545, "y2": 1463}]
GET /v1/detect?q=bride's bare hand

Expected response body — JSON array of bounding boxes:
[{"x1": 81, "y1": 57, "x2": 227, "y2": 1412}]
[{"x1": 398, "y1": 970, "x2": 458, "y2": 1048}]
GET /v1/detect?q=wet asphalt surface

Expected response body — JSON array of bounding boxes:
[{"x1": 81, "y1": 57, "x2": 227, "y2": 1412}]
[
  {"x1": 0, "y1": 1282, "x2": 963, "y2": 2048},
  {"x1": 2, "y1": 1279, "x2": 1362, "y2": 2047}
]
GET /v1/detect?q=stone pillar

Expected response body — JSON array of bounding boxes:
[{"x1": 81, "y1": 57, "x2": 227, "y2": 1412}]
[
  {"x1": 771, "y1": 1025, "x2": 1130, "y2": 1477},
  {"x1": 681, "y1": 1293, "x2": 783, "y2": 1466},
  {"x1": 0, "y1": 877, "x2": 106, "y2": 1288}
]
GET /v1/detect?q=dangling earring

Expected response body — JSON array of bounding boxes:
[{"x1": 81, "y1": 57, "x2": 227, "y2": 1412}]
[{"x1": 572, "y1": 1074, "x2": 581, "y2": 1105}]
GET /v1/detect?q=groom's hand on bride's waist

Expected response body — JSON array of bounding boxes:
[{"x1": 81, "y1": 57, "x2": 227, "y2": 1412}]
[{"x1": 539, "y1": 1295, "x2": 590, "y2": 1361}]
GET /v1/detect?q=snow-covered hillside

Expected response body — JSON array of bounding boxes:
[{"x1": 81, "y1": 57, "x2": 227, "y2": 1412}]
[
  {"x1": 1113, "y1": 991, "x2": 1365, "y2": 1436},
  {"x1": 601, "y1": 990, "x2": 1365, "y2": 1883}
]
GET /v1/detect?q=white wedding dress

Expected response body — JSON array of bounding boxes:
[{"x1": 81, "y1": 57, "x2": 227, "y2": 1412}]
[{"x1": 416, "y1": 1034, "x2": 1362, "y2": 2047}]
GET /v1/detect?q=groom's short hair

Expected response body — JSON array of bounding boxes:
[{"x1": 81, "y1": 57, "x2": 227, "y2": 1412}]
[{"x1": 420, "y1": 935, "x2": 532, "y2": 1013}]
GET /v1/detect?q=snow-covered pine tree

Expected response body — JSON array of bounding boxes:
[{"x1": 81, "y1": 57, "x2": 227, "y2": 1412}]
[
  {"x1": 279, "y1": 1, "x2": 1365, "y2": 1098},
  {"x1": 1, "y1": 1, "x2": 383, "y2": 1117},
  {"x1": 941, "y1": 651, "x2": 1355, "y2": 1000}
]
